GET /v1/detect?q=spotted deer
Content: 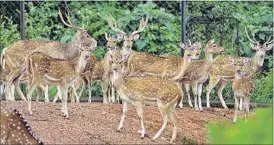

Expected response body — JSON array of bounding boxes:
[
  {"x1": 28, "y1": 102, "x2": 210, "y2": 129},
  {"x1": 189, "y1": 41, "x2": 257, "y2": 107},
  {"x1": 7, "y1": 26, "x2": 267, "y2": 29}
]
[
  {"x1": 109, "y1": 51, "x2": 189, "y2": 143},
  {"x1": 0, "y1": 108, "x2": 43, "y2": 144},
  {"x1": 26, "y1": 41, "x2": 96, "y2": 118},
  {"x1": 0, "y1": 9, "x2": 96, "y2": 101},
  {"x1": 229, "y1": 57, "x2": 254, "y2": 122},
  {"x1": 206, "y1": 27, "x2": 273, "y2": 109},
  {"x1": 53, "y1": 54, "x2": 97, "y2": 103},
  {"x1": 107, "y1": 16, "x2": 193, "y2": 82},
  {"x1": 178, "y1": 40, "x2": 224, "y2": 110}
]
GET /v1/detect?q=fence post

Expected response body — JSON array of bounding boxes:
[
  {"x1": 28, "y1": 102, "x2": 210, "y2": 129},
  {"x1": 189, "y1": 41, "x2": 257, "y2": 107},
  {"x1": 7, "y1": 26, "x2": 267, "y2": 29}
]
[
  {"x1": 181, "y1": 1, "x2": 186, "y2": 56},
  {"x1": 20, "y1": 0, "x2": 25, "y2": 40}
]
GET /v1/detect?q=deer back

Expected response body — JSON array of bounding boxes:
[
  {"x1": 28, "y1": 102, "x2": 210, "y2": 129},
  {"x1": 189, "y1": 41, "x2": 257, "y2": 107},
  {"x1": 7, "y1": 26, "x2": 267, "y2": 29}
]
[{"x1": 0, "y1": 109, "x2": 43, "y2": 144}]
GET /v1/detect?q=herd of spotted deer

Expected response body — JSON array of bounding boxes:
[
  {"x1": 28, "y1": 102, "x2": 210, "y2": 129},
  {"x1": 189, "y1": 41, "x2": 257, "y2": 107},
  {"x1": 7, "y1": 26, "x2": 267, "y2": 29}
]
[{"x1": 0, "y1": 10, "x2": 273, "y2": 144}]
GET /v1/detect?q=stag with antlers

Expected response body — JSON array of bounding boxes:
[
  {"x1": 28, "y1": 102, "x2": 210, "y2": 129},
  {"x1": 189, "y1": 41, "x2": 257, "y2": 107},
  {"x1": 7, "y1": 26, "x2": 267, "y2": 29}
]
[
  {"x1": 206, "y1": 27, "x2": 273, "y2": 109},
  {"x1": 0, "y1": 9, "x2": 96, "y2": 101}
]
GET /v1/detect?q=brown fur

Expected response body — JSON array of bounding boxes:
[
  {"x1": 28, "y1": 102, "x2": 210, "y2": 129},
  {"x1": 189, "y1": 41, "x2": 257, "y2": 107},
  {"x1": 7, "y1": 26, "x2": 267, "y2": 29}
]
[{"x1": 0, "y1": 108, "x2": 43, "y2": 144}]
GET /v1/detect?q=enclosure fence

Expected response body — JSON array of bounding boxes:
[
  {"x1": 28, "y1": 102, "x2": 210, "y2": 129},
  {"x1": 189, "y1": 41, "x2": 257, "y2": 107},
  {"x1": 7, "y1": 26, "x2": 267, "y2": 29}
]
[{"x1": 0, "y1": 1, "x2": 270, "y2": 106}]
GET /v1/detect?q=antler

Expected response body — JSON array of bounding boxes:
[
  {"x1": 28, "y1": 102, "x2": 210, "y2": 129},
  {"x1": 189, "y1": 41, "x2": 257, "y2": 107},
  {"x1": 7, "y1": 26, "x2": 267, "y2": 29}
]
[
  {"x1": 265, "y1": 35, "x2": 273, "y2": 45},
  {"x1": 58, "y1": 9, "x2": 85, "y2": 31},
  {"x1": 107, "y1": 16, "x2": 126, "y2": 35},
  {"x1": 245, "y1": 27, "x2": 259, "y2": 44},
  {"x1": 131, "y1": 16, "x2": 149, "y2": 36}
]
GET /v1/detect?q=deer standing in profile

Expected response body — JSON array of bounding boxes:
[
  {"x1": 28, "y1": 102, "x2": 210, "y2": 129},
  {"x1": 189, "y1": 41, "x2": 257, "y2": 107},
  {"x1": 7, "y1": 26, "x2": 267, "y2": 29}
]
[
  {"x1": 229, "y1": 57, "x2": 255, "y2": 122},
  {"x1": 206, "y1": 27, "x2": 273, "y2": 109},
  {"x1": 0, "y1": 9, "x2": 97, "y2": 102},
  {"x1": 107, "y1": 16, "x2": 193, "y2": 82},
  {"x1": 0, "y1": 108, "x2": 43, "y2": 144},
  {"x1": 26, "y1": 38, "x2": 96, "y2": 118},
  {"x1": 178, "y1": 40, "x2": 224, "y2": 110},
  {"x1": 109, "y1": 51, "x2": 191, "y2": 143}
]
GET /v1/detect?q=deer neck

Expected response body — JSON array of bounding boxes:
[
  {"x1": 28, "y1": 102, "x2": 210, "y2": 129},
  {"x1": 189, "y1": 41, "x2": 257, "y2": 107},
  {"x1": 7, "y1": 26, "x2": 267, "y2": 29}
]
[
  {"x1": 67, "y1": 40, "x2": 81, "y2": 59},
  {"x1": 232, "y1": 74, "x2": 242, "y2": 91},
  {"x1": 251, "y1": 55, "x2": 262, "y2": 73},
  {"x1": 75, "y1": 55, "x2": 87, "y2": 76},
  {"x1": 204, "y1": 52, "x2": 214, "y2": 71},
  {"x1": 112, "y1": 72, "x2": 126, "y2": 90},
  {"x1": 170, "y1": 57, "x2": 190, "y2": 81}
]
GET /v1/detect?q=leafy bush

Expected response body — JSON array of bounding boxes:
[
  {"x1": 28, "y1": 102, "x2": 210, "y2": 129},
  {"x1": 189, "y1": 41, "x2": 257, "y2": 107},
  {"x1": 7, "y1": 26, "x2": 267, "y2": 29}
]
[
  {"x1": 208, "y1": 106, "x2": 273, "y2": 144},
  {"x1": 0, "y1": 15, "x2": 20, "y2": 53}
]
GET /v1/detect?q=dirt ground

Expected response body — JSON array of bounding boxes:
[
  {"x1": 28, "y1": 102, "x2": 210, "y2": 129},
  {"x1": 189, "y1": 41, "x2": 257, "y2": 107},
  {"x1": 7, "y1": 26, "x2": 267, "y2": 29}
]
[{"x1": 0, "y1": 100, "x2": 235, "y2": 144}]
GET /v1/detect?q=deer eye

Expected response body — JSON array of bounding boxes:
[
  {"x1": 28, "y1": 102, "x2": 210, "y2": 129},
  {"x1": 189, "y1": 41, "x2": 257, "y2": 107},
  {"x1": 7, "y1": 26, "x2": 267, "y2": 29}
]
[{"x1": 213, "y1": 44, "x2": 216, "y2": 47}]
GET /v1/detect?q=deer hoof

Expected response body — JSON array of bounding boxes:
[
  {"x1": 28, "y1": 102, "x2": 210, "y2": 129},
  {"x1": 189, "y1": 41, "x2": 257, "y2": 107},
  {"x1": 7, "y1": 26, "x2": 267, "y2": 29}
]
[{"x1": 116, "y1": 129, "x2": 122, "y2": 133}]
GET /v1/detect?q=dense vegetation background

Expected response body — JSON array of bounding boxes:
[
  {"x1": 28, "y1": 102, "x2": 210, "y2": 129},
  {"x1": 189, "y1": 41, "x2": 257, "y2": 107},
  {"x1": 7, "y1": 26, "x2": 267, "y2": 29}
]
[{"x1": 0, "y1": 1, "x2": 272, "y2": 104}]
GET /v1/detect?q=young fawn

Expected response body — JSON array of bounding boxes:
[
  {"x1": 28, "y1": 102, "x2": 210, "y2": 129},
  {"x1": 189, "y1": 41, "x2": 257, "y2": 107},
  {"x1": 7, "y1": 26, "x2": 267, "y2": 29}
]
[
  {"x1": 1, "y1": 108, "x2": 43, "y2": 144},
  {"x1": 230, "y1": 57, "x2": 255, "y2": 122},
  {"x1": 109, "y1": 52, "x2": 192, "y2": 143}
]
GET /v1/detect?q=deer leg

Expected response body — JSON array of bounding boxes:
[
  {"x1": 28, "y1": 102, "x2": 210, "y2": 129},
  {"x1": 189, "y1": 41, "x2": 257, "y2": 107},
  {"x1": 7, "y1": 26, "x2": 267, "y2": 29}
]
[
  {"x1": 111, "y1": 85, "x2": 115, "y2": 103},
  {"x1": 191, "y1": 82, "x2": 199, "y2": 111},
  {"x1": 78, "y1": 82, "x2": 85, "y2": 102},
  {"x1": 11, "y1": 84, "x2": 15, "y2": 100},
  {"x1": 197, "y1": 83, "x2": 203, "y2": 111},
  {"x1": 38, "y1": 84, "x2": 49, "y2": 102},
  {"x1": 184, "y1": 83, "x2": 193, "y2": 108},
  {"x1": 88, "y1": 81, "x2": 92, "y2": 103},
  {"x1": 117, "y1": 101, "x2": 129, "y2": 131},
  {"x1": 168, "y1": 108, "x2": 178, "y2": 143},
  {"x1": 239, "y1": 98, "x2": 243, "y2": 111},
  {"x1": 217, "y1": 80, "x2": 228, "y2": 109},
  {"x1": 53, "y1": 86, "x2": 61, "y2": 103},
  {"x1": 233, "y1": 94, "x2": 239, "y2": 123},
  {"x1": 27, "y1": 83, "x2": 37, "y2": 115},
  {"x1": 102, "y1": 80, "x2": 109, "y2": 104},
  {"x1": 153, "y1": 101, "x2": 168, "y2": 140},
  {"x1": 134, "y1": 101, "x2": 146, "y2": 138},
  {"x1": 0, "y1": 84, "x2": 4, "y2": 100},
  {"x1": 206, "y1": 76, "x2": 220, "y2": 108},
  {"x1": 60, "y1": 85, "x2": 69, "y2": 119},
  {"x1": 244, "y1": 97, "x2": 250, "y2": 121},
  {"x1": 71, "y1": 85, "x2": 79, "y2": 103},
  {"x1": 36, "y1": 87, "x2": 42, "y2": 102},
  {"x1": 13, "y1": 75, "x2": 26, "y2": 101}
]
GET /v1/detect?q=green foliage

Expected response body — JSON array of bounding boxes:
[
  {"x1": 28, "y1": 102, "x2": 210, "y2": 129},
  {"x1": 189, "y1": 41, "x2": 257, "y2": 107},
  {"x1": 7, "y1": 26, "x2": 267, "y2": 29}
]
[
  {"x1": 252, "y1": 71, "x2": 273, "y2": 103},
  {"x1": 1, "y1": 1, "x2": 272, "y2": 102},
  {"x1": 208, "y1": 106, "x2": 273, "y2": 144},
  {"x1": 0, "y1": 15, "x2": 20, "y2": 53}
]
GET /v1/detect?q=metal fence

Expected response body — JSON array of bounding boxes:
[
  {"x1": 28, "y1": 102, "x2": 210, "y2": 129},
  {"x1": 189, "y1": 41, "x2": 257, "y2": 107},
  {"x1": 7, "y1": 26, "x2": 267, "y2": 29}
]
[{"x1": 0, "y1": 1, "x2": 270, "y2": 106}]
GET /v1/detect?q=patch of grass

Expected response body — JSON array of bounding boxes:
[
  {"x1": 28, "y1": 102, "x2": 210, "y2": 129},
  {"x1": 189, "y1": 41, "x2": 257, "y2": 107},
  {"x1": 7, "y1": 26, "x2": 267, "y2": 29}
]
[{"x1": 208, "y1": 105, "x2": 273, "y2": 144}]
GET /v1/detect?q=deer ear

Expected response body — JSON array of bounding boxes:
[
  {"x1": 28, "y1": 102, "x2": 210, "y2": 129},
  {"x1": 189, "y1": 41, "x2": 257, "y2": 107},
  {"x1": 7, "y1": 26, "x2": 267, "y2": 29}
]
[
  {"x1": 117, "y1": 33, "x2": 123, "y2": 42},
  {"x1": 265, "y1": 44, "x2": 273, "y2": 51},
  {"x1": 250, "y1": 42, "x2": 258, "y2": 50},
  {"x1": 197, "y1": 42, "x2": 202, "y2": 49},
  {"x1": 105, "y1": 33, "x2": 109, "y2": 41},
  {"x1": 209, "y1": 39, "x2": 215, "y2": 44},
  {"x1": 180, "y1": 42, "x2": 185, "y2": 49},
  {"x1": 133, "y1": 34, "x2": 140, "y2": 41}
]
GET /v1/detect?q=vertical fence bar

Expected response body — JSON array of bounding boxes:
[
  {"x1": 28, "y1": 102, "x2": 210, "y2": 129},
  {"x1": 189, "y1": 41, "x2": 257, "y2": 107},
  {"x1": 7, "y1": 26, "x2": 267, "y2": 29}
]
[
  {"x1": 181, "y1": 1, "x2": 186, "y2": 56},
  {"x1": 20, "y1": 1, "x2": 25, "y2": 40}
]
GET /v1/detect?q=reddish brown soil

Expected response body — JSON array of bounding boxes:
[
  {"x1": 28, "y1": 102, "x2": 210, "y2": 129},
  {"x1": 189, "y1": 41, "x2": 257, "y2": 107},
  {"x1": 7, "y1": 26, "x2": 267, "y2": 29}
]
[{"x1": 0, "y1": 100, "x2": 234, "y2": 144}]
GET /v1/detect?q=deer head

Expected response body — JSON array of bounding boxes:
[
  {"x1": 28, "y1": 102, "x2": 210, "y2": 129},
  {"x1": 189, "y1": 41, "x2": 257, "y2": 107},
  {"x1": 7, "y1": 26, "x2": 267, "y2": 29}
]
[
  {"x1": 245, "y1": 27, "x2": 273, "y2": 67},
  {"x1": 59, "y1": 9, "x2": 97, "y2": 51},
  {"x1": 76, "y1": 47, "x2": 93, "y2": 75},
  {"x1": 229, "y1": 57, "x2": 252, "y2": 78},
  {"x1": 181, "y1": 40, "x2": 202, "y2": 59},
  {"x1": 205, "y1": 39, "x2": 224, "y2": 55},
  {"x1": 105, "y1": 33, "x2": 123, "y2": 51},
  {"x1": 107, "y1": 16, "x2": 148, "y2": 61}
]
